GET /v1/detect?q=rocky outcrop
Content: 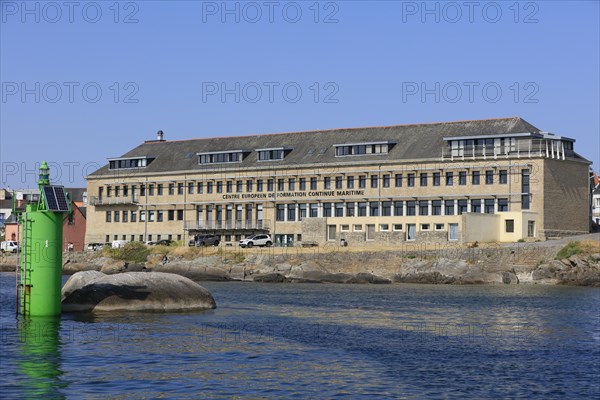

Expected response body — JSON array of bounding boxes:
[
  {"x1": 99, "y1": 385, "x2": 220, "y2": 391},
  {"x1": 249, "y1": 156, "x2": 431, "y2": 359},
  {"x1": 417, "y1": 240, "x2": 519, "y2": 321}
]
[{"x1": 61, "y1": 271, "x2": 217, "y2": 312}]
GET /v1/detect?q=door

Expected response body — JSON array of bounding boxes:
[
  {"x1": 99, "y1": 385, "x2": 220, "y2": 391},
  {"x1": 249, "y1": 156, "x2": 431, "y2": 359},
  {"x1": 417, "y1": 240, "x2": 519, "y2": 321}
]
[
  {"x1": 449, "y1": 223, "x2": 459, "y2": 241},
  {"x1": 407, "y1": 224, "x2": 416, "y2": 240},
  {"x1": 366, "y1": 224, "x2": 376, "y2": 241},
  {"x1": 327, "y1": 225, "x2": 336, "y2": 241}
]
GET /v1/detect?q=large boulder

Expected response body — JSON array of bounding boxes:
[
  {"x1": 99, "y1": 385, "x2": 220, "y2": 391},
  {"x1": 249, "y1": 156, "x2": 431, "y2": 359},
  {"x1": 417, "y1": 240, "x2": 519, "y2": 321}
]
[{"x1": 62, "y1": 271, "x2": 216, "y2": 312}]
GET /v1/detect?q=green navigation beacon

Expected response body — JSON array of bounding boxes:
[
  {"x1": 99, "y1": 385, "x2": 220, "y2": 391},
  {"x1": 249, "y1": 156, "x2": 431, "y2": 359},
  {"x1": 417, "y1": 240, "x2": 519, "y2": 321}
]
[{"x1": 17, "y1": 161, "x2": 71, "y2": 317}]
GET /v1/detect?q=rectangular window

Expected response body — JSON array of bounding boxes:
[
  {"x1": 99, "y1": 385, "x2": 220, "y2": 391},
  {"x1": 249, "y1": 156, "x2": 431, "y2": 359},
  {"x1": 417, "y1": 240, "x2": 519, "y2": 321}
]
[
  {"x1": 472, "y1": 171, "x2": 480, "y2": 185},
  {"x1": 288, "y1": 204, "x2": 296, "y2": 221},
  {"x1": 323, "y1": 203, "x2": 332, "y2": 217},
  {"x1": 499, "y1": 170, "x2": 508, "y2": 184},
  {"x1": 140, "y1": 211, "x2": 146, "y2": 222},
  {"x1": 168, "y1": 210, "x2": 174, "y2": 221},
  {"x1": 359, "y1": 176, "x2": 366, "y2": 189},
  {"x1": 246, "y1": 180, "x2": 253, "y2": 192},
  {"x1": 106, "y1": 211, "x2": 111, "y2": 223},
  {"x1": 380, "y1": 224, "x2": 389, "y2": 231},
  {"x1": 335, "y1": 203, "x2": 344, "y2": 217},
  {"x1": 114, "y1": 210, "x2": 120, "y2": 222},
  {"x1": 140, "y1": 185, "x2": 146, "y2": 196},
  {"x1": 158, "y1": 184, "x2": 163, "y2": 195},
  {"x1": 528, "y1": 221, "x2": 535, "y2": 237},
  {"x1": 188, "y1": 182, "x2": 194, "y2": 195},
  {"x1": 178, "y1": 183, "x2": 184, "y2": 195},
  {"x1": 420, "y1": 173, "x2": 428, "y2": 187},
  {"x1": 521, "y1": 169, "x2": 530, "y2": 210},
  {"x1": 369, "y1": 202, "x2": 379, "y2": 216},
  {"x1": 237, "y1": 180, "x2": 243, "y2": 193},
  {"x1": 485, "y1": 170, "x2": 494, "y2": 185},
  {"x1": 257, "y1": 180, "x2": 264, "y2": 192},
  {"x1": 435, "y1": 223, "x2": 444, "y2": 231},
  {"x1": 459, "y1": 171, "x2": 467, "y2": 186},
  {"x1": 419, "y1": 200, "x2": 428, "y2": 216},
  {"x1": 258, "y1": 149, "x2": 285, "y2": 161},
  {"x1": 299, "y1": 178, "x2": 306, "y2": 190},
  {"x1": 115, "y1": 186, "x2": 120, "y2": 197},
  {"x1": 341, "y1": 224, "x2": 350, "y2": 232},
  {"x1": 276, "y1": 204, "x2": 284, "y2": 221},
  {"x1": 197, "y1": 182, "x2": 203, "y2": 194},
  {"x1": 383, "y1": 174, "x2": 390, "y2": 188},
  {"x1": 446, "y1": 172, "x2": 453, "y2": 186},
  {"x1": 394, "y1": 201, "x2": 404, "y2": 216},
  {"x1": 347, "y1": 176, "x2": 354, "y2": 189},
  {"x1": 177, "y1": 210, "x2": 184, "y2": 221},
  {"x1": 433, "y1": 172, "x2": 440, "y2": 186},
  {"x1": 407, "y1": 173, "x2": 415, "y2": 187},
  {"x1": 309, "y1": 203, "x2": 319, "y2": 218},
  {"x1": 498, "y1": 198, "x2": 509, "y2": 212},
  {"x1": 310, "y1": 177, "x2": 317, "y2": 190},
  {"x1": 346, "y1": 202, "x2": 355, "y2": 217},
  {"x1": 148, "y1": 184, "x2": 154, "y2": 196},
  {"x1": 335, "y1": 176, "x2": 343, "y2": 189},
  {"x1": 217, "y1": 182, "x2": 223, "y2": 193},
  {"x1": 358, "y1": 202, "x2": 367, "y2": 217},
  {"x1": 131, "y1": 210, "x2": 137, "y2": 222},
  {"x1": 149, "y1": 211, "x2": 155, "y2": 222},
  {"x1": 393, "y1": 224, "x2": 402, "y2": 231},
  {"x1": 268, "y1": 179, "x2": 274, "y2": 192},
  {"x1": 278, "y1": 179, "x2": 285, "y2": 191},
  {"x1": 505, "y1": 219, "x2": 515, "y2": 233},
  {"x1": 226, "y1": 181, "x2": 233, "y2": 193},
  {"x1": 299, "y1": 204, "x2": 307, "y2": 220},
  {"x1": 324, "y1": 177, "x2": 331, "y2": 190},
  {"x1": 122, "y1": 211, "x2": 128, "y2": 223},
  {"x1": 371, "y1": 175, "x2": 378, "y2": 188},
  {"x1": 395, "y1": 174, "x2": 403, "y2": 187},
  {"x1": 168, "y1": 183, "x2": 175, "y2": 195},
  {"x1": 471, "y1": 199, "x2": 481, "y2": 213},
  {"x1": 445, "y1": 200, "x2": 454, "y2": 216},
  {"x1": 407, "y1": 201, "x2": 416, "y2": 216},
  {"x1": 207, "y1": 182, "x2": 213, "y2": 194},
  {"x1": 382, "y1": 201, "x2": 392, "y2": 216},
  {"x1": 421, "y1": 224, "x2": 430, "y2": 231},
  {"x1": 432, "y1": 200, "x2": 442, "y2": 215},
  {"x1": 123, "y1": 185, "x2": 128, "y2": 197},
  {"x1": 458, "y1": 199, "x2": 468, "y2": 215},
  {"x1": 354, "y1": 224, "x2": 363, "y2": 232},
  {"x1": 157, "y1": 210, "x2": 163, "y2": 222},
  {"x1": 484, "y1": 199, "x2": 495, "y2": 214}
]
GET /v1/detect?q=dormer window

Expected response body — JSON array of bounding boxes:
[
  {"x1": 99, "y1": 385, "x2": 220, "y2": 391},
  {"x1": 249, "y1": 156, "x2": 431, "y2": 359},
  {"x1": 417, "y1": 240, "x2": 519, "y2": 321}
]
[
  {"x1": 198, "y1": 150, "x2": 244, "y2": 164},
  {"x1": 108, "y1": 157, "x2": 151, "y2": 170},
  {"x1": 334, "y1": 141, "x2": 394, "y2": 157},
  {"x1": 257, "y1": 147, "x2": 287, "y2": 161}
]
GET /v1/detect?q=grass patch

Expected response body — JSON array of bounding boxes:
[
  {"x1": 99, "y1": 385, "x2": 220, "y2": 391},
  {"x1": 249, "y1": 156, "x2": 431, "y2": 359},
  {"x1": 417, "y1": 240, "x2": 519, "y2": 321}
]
[
  {"x1": 556, "y1": 240, "x2": 600, "y2": 260},
  {"x1": 102, "y1": 242, "x2": 150, "y2": 263}
]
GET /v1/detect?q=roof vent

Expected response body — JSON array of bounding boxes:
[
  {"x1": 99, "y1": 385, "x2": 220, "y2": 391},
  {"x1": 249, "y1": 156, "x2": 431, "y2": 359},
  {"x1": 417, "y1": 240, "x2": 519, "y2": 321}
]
[{"x1": 157, "y1": 130, "x2": 164, "y2": 141}]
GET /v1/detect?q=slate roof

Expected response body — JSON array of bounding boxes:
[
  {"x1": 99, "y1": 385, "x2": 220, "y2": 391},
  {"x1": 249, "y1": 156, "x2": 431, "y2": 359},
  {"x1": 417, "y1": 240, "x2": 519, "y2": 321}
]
[{"x1": 87, "y1": 117, "x2": 584, "y2": 178}]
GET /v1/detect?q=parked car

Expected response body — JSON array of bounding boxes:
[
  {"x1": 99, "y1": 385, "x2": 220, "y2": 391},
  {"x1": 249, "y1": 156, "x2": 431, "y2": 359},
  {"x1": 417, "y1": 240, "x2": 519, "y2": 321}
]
[
  {"x1": 189, "y1": 234, "x2": 220, "y2": 247},
  {"x1": 111, "y1": 240, "x2": 127, "y2": 249},
  {"x1": 239, "y1": 234, "x2": 272, "y2": 248},
  {"x1": 87, "y1": 242, "x2": 105, "y2": 251},
  {"x1": 155, "y1": 239, "x2": 174, "y2": 246},
  {"x1": 1, "y1": 240, "x2": 19, "y2": 253}
]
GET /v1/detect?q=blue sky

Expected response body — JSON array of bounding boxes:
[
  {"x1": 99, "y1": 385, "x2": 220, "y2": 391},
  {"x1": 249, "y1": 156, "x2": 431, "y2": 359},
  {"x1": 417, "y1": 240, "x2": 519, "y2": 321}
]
[{"x1": 1, "y1": 0, "x2": 598, "y2": 188}]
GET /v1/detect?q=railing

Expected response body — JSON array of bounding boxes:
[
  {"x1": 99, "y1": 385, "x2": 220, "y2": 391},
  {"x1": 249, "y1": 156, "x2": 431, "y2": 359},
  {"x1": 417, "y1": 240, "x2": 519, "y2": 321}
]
[
  {"x1": 89, "y1": 195, "x2": 138, "y2": 206},
  {"x1": 184, "y1": 220, "x2": 270, "y2": 231},
  {"x1": 441, "y1": 139, "x2": 573, "y2": 161}
]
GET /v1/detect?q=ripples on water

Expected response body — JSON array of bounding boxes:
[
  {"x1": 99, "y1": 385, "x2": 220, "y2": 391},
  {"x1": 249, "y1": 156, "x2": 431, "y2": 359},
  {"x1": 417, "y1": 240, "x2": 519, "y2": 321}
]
[{"x1": 0, "y1": 273, "x2": 598, "y2": 399}]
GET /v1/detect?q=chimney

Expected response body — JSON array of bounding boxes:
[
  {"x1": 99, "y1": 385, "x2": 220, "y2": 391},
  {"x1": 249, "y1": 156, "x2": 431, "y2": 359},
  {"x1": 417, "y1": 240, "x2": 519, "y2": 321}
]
[{"x1": 157, "y1": 130, "x2": 164, "y2": 141}]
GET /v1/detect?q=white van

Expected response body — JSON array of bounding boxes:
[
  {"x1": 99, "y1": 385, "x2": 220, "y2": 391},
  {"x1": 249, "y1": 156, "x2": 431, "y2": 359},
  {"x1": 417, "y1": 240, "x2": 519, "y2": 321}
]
[
  {"x1": 111, "y1": 240, "x2": 127, "y2": 249},
  {"x1": 1, "y1": 241, "x2": 19, "y2": 253}
]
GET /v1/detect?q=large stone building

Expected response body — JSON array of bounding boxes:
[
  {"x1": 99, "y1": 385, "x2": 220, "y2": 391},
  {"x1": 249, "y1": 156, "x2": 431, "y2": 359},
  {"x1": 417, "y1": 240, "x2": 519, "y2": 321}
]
[{"x1": 85, "y1": 117, "x2": 591, "y2": 246}]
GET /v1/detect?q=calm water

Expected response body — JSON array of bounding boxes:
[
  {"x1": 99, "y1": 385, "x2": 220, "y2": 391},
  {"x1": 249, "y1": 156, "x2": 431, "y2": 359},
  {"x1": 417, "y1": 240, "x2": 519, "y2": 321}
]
[{"x1": 0, "y1": 273, "x2": 598, "y2": 399}]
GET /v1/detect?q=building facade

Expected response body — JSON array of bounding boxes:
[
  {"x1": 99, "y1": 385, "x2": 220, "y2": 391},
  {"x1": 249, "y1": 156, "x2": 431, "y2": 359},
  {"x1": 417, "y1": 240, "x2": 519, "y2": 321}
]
[{"x1": 85, "y1": 117, "x2": 591, "y2": 246}]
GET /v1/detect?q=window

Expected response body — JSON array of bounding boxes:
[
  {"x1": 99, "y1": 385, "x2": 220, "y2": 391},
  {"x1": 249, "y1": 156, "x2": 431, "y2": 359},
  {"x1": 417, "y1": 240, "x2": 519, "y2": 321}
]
[
  {"x1": 527, "y1": 221, "x2": 535, "y2": 237},
  {"x1": 371, "y1": 175, "x2": 378, "y2": 188},
  {"x1": 323, "y1": 203, "x2": 332, "y2": 217},
  {"x1": 347, "y1": 176, "x2": 354, "y2": 189},
  {"x1": 382, "y1": 201, "x2": 392, "y2": 216},
  {"x1": 309, "y1": 203, "x2": 319, "y2": 218},
  {"x1": 353, "y1": 224, "x2": 363, "y2": 231},
  {"x1": 246, "y1": 180, "x2": 253, "y2": 192},
  {"x1": 123, "y1": 186, "x2": 128, "y2": 197},
  {"x1": 499, "y1": 170, "x2": 508, "y2": 184},
  {"x1": 407, "y1": 173, "x2": 415, "y2": 187},
  {"x1": 459, "y1": 171, "x2": 467, "y2": 185},
  {"x1": 471, "y1": 199, "x2": 481, "y2": 213},
  {"x1": 485, "y1": 170, "x2": 494, "y2": 184},
  {"x1": 369, "y1": 202, "x2": 379, "y2": 216},
  {"x1": 521, "y1": 169, "x2": 530, "y2": 210},
  {"x1": 380, "y1": 224, "x2": 389, "y2": 231},
  {"x1": 106, "y1": 211, "x2": 111, "y2": 223},
  {"x1": 149, "y1": 211, "x2": 155, "y2": 222},
  {"x1": 358, "y1": 202, "x2": 367, "y2": 216},
  {"x1": 131, "y1": 210, "x2": 137, "y2": 222},
  {"x1": 419, "y1": 200, "x2": 428, "y2": 216},
  {"x1": 433, "y1": 172, "x2": 440, "y2": 186},
  {"x1": 335, "y1": 203, "x2": 344, "y2": 217},
  {"x1": 108, "y1": 157, "x2": 149, "y2": 170},
  {"x1": 393, "y1": 224, "x2": 402, "y2": 231},
  {"x1": 114, "y1": 211, "x2": 120, "y2": 222},
  {"x1": 505, "y1": 219, "x2": 514, "y2": 233},
  {"x1": 341, "y1": 224, "x2": 350, "y2": 231},
  {"x1": 168, "y1": 183, "x2": 174, "y2": 195},
  {"x1": 484, "y1": 199, "x2": 495, "y2": 214},
  {"x1": 299, "y1": 204, "x2": 307, "y2": 220},
  {"x1": 446, "y1": 172, "x2": 453, "y2": 186},
  {"x1": 288, "y1": 204, "x2": 296, "y2": 221},
  {"x1": 407, "y1": 224, "x2": 416, "y2": 240},
  {"x1": 407, "y1": 201, "x2": 416, "y2": 216},
  {"x1": 498, "y1": 198, "x2": 509, "y2": 212},
  {"x1": 335, "y1": 176, "x2": 342, "y2": 189},
  {"x1": 237, "y1": 180, "x2": 243, "y2": 193},
  {"x1": 445, "y1": 200, "x2": 454, "y2": 215},
  {"x1": 288, "y1": 178, "x2": 295, "y2": 191},
  {"x1": 394, "y1": 201, "x2": 403, "y2": 216},
  {"x1": 216, "y1": 181, "x2": 223, "y2": 193},
  {"x1": 432, "y1": 200, "x2": 442, "y2": 215},
  {"x1": 148, "y1": 184, "x2": 155, "y2": 196},
  {"x1": 277, "y1": 179, "x2": 285, "y2": 191},
  {"x1": 198, "y1": 151, "x2": 243, "y2": 164},
  {"x1": 299, "y1": 178, "x2": 306, "y2": 190},
  {"x1": 258, "y1": 148, "x2": 285, "y2": 161},
  {"x1": 420, "y1": 173, "x2": 428, "y2": 186},
  {"x1": 435, "y1": 223, "x2": 444, "y2": 231},
  {"x1": 197, "y1": 182, "x2": 203, "y2": 194},
  {"x1": 140, "y1": 184, "x2": 146, "y2": 196},
  {"x1": 257, "y1": 180, "x2": 264, "y2": 192},
  {"x1": 334, "y1": 142, "x2": 391, "y2": 156},
  {"x1": 472, "y1": 171, "x2": 480, "y2": 185},
  {"x1": 458, "y1": 199, "x2": 468, "y2": 215},
  {"x1": 188, "y1": 182, "x2": 194, "y2": 195},
  {"x1": 267, "y1": 179, "x2": 274, "y2": 192},
  {"x1": 383, "y1": 174, "x2": 390, "y2": 188},
  {"x1": 178, "y1": 183, "x2": 184, "y2": 195},
  {"x1": 157, "y1": 210, "x2": 163, "y2": 222},
  {"x1": 346, "y1": 202, "x2": 355, "y2": 217},
  {"x1": 359, "y1": 176, "x2": 366, "y2": 189},
  {"x1": 158, "y1": 184, "x2": 163, "y2": 195},
  {"x1": 421, "y1": 224, "x2": 430, "y2": 231},
  {"x1": 395, "y1": 174, "x2": 403, "y2": 187},
  {"x1": 122, "y1": 211, "x2": 128, "y2": 223},
  {"x1": 226, "y1": 181, "x2": 233, "y2": 193},
  {"x1": 177, "y1": 210, "x2": 184, "y2": 221},
  {"x1": 304, "y1": 177, "x2": 315, "y2": 190},
  {"x1": 140, "y1": 211, "x2": 146, "y2": 222},
  {"x1": 207, "y1": 182, "x2": 213, "y2": 194},
  {"x1": 324, "y1": 177, "x2": 331, "y2": 190},
  {"x1": 107, "y1": 186, "x2": 112, "y2": 197}
]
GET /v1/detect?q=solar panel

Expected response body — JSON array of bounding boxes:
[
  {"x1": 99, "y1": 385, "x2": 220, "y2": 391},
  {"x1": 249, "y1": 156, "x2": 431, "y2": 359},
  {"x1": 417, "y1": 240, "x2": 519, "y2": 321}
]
[{"x1": 43, "y1": 186, "x2": 70, "y2": 212}]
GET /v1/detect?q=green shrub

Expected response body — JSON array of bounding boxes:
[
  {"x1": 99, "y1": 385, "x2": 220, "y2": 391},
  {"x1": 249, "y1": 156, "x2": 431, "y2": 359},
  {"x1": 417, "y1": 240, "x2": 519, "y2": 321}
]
[
  {"x1": 517, "y1": 238, "x2": 525, "y2": 243},
  {"x1": 103, "y1": 242, "x2": 150, "y2": 263},
  {"x1": 556, "y1": 241, "x2": 582, "y2": 260}
]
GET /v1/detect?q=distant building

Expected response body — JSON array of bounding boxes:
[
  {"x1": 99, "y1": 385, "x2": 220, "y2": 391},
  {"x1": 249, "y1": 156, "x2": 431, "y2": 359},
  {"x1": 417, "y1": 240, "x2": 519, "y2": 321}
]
[
  {"x1": 85, "y1": 117, "x2": 591, "y2": 246},
  {"x1": 592, "y1": 173, "x2": 600, "y2": 225}
]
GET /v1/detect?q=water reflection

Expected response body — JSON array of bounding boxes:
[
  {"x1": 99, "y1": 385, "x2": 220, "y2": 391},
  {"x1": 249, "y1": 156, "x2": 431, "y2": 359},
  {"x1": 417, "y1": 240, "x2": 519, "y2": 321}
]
[{"x1": 17, "y1": 317, "x2": 66, "y2": 399}]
